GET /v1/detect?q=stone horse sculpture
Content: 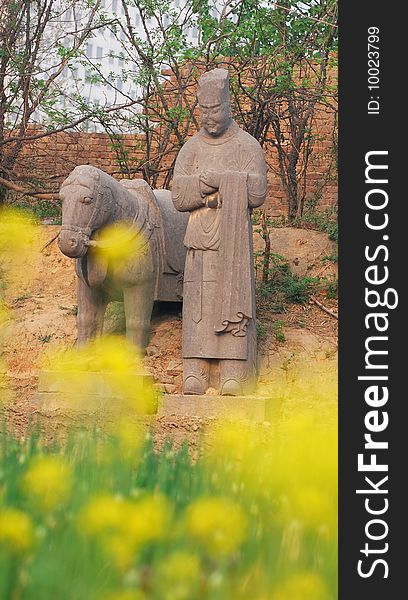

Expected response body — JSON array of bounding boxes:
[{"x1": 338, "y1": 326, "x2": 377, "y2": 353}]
[{"x1": 58, "y1": 165, "x2": 188, "y2": 350}]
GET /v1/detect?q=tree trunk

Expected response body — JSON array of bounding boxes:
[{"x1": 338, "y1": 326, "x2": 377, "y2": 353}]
[
  {"x1": 261, "y1": 210, "x2": 271, "y2": 284},
  {"x1": 0, "y1": 182, "x2": 8, "y2": 205}
]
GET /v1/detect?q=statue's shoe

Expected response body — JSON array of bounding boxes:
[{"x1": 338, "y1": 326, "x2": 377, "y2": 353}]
[
  {"x1": 220, "y1": 378, "x2": 243, "y2": 396},
  {"x1": 184, "y1": 375, "x2": 207, "y2": 395}
]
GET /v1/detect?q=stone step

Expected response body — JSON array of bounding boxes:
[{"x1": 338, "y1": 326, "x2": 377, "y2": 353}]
[
  {"x1": 37, "y1": 369, "x2": 151, "y2": 396},
  {"x1": 34, "y1": 369, "x2": 157, "y2": 418},
  {"x1": 158, "y1": 394, "x2": 281, "y2": 422}
]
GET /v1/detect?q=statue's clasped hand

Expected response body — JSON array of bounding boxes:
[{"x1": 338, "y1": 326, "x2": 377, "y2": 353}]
[
  {"x1": 200, "y1": 169, "x2": 221, "y2": 190},
  {"x1": 200, "y1": 170, "x2": 222, "y2": 208},
  {"x1": 206, "y1": 192, "x2": 220, "y2": 209}
]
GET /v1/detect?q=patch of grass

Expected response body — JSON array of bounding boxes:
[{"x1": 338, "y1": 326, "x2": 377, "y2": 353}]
[
  {"x1": 318, "y1": 277, "x2": 338, "y2": 300},
  {"x1": 257, "y1": 254, "x2": 318, "y2": 307},
  {"x1": 326, "y1": 280, "x2": 338, "y2": 300},
  {"x1": 322, "y1": 252, "x2": 338, "y2": 263},
  {"x1": 256, "y1": 321, "x2": 266, "y2": 340},
  {"x1": 272, "y1": 320, "x2": 286, "y2": 343},
  {"x1": 270, "y1": 301, "x2": 285, "y2": 314},
  {"x1": 104, "y1": 302, "x2": 125, "y2": 334},
  {"x1": 327, "y1": 222, "x2": 338, "y2": 242},
  {"x1": 38, "y1": 334, "x2": 52, "y2": 344},
  {"x1": 294, "y1": 202, "x2": 338, "y2": 242},
  {"x1": 0, "y1": 421, "x2": 337, "y2": 600},
  {"x1": 252, "y1": 210, "x2": 286, "y2": 229},
  {"x1": 284, "y1": 275, "x2": 317, "y2": 304}
]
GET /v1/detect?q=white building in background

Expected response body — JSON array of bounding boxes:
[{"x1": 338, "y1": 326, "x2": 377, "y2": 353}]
[{"x1": 34, "y1": 0, "x2": 223, "y2": 132}]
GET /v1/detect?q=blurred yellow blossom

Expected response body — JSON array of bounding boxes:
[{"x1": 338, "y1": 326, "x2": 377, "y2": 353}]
[
  {"x1": 205, "y1": 400, "x2": 337, "y2": 500},
  {"x1": 184, "y1": 497, "x2": 247, "y2": 557},
  {"x1": 281, "y1": 485, "x2": 336, "y2": 531},
  {"x1": 122, "y1": 493, "x2": 172, "y2": 546},
  {"x1": 95, "y1": 222, "x2": 145, "y2": 268},
  {"x1": 0, "y1": 207, "x2": 37, "y2": 255},
  {"x1": 79, "y1": 493, "x2": 171, "y2": 571},
  {"x1": 104, "y1": 591, "x2": 146, "y2": 600},
  {"x1": 102, "y1": 533, "x2": 137, "y2": 572},
  {"x1": 78, "y1": 494, "x2": 127, "y2": 536},
  {"x1": 41, "y1": 335, "x2": 158, "y2": 415},
  {"x1": 110, "y1": 418, "x2": 144, "y2": 459},
  {"x1": 154, "y1": 551, "x2": 201, "y2": 600},
  {"x1": 0, "y1": 207, "x2": 39, "y2": 294},
  {"x1": 272, "y1": 571, "x2": 328, "y2": 600},
  {"x1": 21, "y1": 455, "x2": 73, "y2": 512},
  {"x1": 0, "y1": 302, "x2": 11, "y2": 330},
  {"x1": 0, "y1": 507, "x2": 34, "y2": 552}
]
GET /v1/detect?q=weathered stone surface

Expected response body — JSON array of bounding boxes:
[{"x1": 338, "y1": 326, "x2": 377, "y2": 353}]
[
  {"x1": 34, "y1": 369, "x2": 157, "y2": 417},
  {"x1": 157, "y1": 373, "x2": 175, "y2": 385},
  {"x1": 37, "y1": 369, "x2": 151, "y2": 396},
  {"x1": 58, "y1": 165, "x2": 188, "y2": 350},
  {"x1": 172, "y1": 68, "x2": 268, "y2": 396},
  {"x1": 146, "y1": 345, "x2": 160, "y2": 357},
  {"x1": 158, "y1": 394, "x2": 280, "y2": 422},
  {"x1": 163, "y1": 383, "x2": 177, "y2": 394}
]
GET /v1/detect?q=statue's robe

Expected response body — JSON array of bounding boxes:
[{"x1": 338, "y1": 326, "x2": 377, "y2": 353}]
[{"x1": 172, "y1": 121, "x2": 267, "y2": 369}]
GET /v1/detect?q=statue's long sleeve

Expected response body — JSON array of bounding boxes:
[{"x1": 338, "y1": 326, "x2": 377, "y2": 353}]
[
  {"x1": 172, "y1": 145, "x2": 206, "y2": 212},
  {"x1": 242, "y1": 143, "x2": 268, "y2": 208}
]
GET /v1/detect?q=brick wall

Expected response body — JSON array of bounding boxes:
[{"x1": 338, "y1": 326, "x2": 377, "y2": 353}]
[{"x1": 16, "y1": 67, "x2": 337, "y2": 217}]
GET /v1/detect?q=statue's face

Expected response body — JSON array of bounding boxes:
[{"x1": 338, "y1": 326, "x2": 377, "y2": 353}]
[{"x1": 199, "y1": 101, "x2": 231, "y2": 137}]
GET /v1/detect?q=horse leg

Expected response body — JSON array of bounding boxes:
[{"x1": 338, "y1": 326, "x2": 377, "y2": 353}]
[
  {"x1": 76, "y1": 278, "x2": 107, "y2": 344},
  {"x1": 123, "y1": 281, "x2": 154, "y2": 352}
]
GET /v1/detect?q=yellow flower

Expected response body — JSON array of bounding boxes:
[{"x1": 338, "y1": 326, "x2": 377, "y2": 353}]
[
  {"x1": 0, "y1": 207, "x2": 39, "y2": 294},
  {"x1": 95, "y1": 419, "x2": 145, "y2": 465},
  {"x1": 42, "y1": 335, "x2": 158, "y2": 415},
  {"x1": 184, "y1": 497, "x2": 247, "y2": 557},
  {"x1": 95, "y1": 222, "x2": 145, "y2": 268},
  {"x1": 79, "y1": 493, "x2": 171, "y2": 571},
  {"x1": 282, "y1": 485, "x2": 336, "y2": 531},
  {"x1": 272, "y1": 572, "x2": 327, "y2": 600},
  {"x1": 205, "y1": 390, "x2": 337, "y2": 505},
  {"x1": 21, "y1": 455, "x2": 73, "y2": 512},
  {"x1": 110, "y1": 418, "x2": 144, "y2": 459},
  {"x1": 79, "y1": 492, "x2": 170, "y2": 546},
  {"x1": 104, "y1": 591, "x2": 146, "y2": 600},
  {"x1": 0, "y1": 207, "x2": 37, "y2": 255},
  {"x1": 0, "y1": 507, "x2": 34, "y2": 552},
  {"x1": 122, "y1": 493, "x2": 171, "y2": 546},
  {"x1": 78, "y1": 494, "x2": 128, "y2": 536},
  {"x1": 155, "y1": 551, "x2": 201, "y2": 600},
  {"x1": 102, "y1": 533, "x2": 136, "y2": 572}
]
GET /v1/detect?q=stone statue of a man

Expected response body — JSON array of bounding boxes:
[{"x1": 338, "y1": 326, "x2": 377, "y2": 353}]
[{"x1": 172, "y1": 68, "x2": 267, "y2": 396}]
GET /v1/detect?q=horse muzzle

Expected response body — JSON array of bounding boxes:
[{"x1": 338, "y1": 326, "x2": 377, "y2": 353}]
[{"x1": 58, "y1": 228, "x2": 89, "y2": 258}]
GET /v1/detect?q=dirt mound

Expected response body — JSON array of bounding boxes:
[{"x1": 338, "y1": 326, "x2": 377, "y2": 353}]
[{"x1": 254, "y1": 226, "x2": 337, "y2": 279}]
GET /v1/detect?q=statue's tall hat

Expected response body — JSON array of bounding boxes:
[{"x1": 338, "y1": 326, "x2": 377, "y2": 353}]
[{"x1": 197, "y1": 68, "x2": 230, "y2": 106}]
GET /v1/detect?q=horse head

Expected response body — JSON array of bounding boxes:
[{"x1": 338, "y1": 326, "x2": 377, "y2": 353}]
[{"x1": 58, "y1": 166, "x2": 113, "y2": 258}]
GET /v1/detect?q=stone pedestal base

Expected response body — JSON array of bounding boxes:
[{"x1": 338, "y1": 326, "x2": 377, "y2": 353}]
[
  {"x1": 32, "y1": 372, "x2": 280, "y2": 424},
  {"x1": 33, "y1": 369, "x2": 156, "y2": 421},
  {"x1": 158, "y1": 394, "x2": 280, "y2": 422}
]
